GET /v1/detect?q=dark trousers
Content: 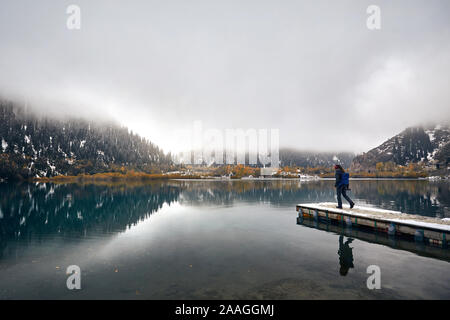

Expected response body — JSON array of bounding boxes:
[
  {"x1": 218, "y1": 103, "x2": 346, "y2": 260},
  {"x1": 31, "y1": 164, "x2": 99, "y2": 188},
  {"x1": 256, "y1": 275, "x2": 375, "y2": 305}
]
[{"x1": 337, "y1": 185, "x2": 354, "y2": 208}]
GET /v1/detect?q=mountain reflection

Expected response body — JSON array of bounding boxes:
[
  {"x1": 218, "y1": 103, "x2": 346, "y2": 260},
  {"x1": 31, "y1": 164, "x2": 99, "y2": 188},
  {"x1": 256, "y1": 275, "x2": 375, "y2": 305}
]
[
  {"x1": 349, "y1": 180, "x2": 450, "y2": 218},
  {"x1": 0, "y1": 179, "x2": 448, "y2": 259},
  {"x1": 176, "y1": 180, "x2": 336, "y2": 207},
  {"x1": 0, "y1": 182, "x2": 180, "y2": 244},
  {"x1": 175, "y1": 180, "x2": 449, "y2": 218}
]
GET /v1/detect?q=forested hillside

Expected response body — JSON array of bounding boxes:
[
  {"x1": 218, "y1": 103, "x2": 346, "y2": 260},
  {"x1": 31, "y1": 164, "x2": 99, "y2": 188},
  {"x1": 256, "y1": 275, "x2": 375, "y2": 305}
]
[
  {"x1": 351, "y1": 125, "x2": 450, "y2": 172},
  {"x1": 279, "y1": 148, "x2": 355, "y2": 168},
  {"x1": 0, "y1": 101, "x2": 172, "y2": 180}
]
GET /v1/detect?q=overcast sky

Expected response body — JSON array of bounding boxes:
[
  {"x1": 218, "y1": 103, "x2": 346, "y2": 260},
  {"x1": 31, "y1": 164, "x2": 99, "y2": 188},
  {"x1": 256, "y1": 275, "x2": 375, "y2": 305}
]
[{"x1": 0, "y1": 0, "x2": 449, "y2": 154}]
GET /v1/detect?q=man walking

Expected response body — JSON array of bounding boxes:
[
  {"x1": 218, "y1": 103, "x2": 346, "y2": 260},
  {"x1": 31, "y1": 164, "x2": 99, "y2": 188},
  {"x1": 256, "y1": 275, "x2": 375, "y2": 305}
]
[{"x1": 334, "y1": 164, "x2": 355, "y2": 209}]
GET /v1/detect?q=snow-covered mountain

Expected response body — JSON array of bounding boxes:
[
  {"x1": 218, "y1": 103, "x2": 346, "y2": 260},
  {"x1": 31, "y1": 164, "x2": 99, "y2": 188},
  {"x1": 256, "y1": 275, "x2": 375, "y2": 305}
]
[
  {"x1": 0, "y1": 101, "x2": 172, "y2": 179},
  {"x1": 351, "y1": 124, "x2": 450, "y2": 172}
]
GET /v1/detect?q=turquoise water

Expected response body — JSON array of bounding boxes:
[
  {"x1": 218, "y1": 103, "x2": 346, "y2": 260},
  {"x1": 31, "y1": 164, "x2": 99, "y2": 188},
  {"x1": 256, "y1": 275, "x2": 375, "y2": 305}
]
[{"x1": 0, "y1": 179, "x2": 449, "y2": 299}]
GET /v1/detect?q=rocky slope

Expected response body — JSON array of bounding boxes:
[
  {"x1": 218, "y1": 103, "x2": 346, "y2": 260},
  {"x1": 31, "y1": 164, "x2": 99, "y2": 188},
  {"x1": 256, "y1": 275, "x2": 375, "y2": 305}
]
[{"x1": 351, "y1": 124, "x2": 450, "y2": 172}]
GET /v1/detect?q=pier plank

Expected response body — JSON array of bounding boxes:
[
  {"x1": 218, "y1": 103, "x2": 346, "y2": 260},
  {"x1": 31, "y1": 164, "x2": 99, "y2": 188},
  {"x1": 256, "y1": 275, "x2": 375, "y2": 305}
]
[{"x1": 296, "y1": 202, "x2": 450, "y2": 247}]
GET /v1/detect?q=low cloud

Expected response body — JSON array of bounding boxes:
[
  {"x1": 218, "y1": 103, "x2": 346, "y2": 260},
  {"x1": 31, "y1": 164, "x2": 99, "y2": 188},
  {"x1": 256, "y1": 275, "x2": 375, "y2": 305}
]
[{"x1": 0, "y1": 0, "x2": 449, "y2": 153}]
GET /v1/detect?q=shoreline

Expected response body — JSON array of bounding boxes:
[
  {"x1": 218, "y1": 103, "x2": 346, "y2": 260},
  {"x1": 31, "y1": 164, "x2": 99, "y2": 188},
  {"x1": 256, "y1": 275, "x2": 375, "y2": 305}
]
[{"x1": 22, "y1": 175, "x2": 448, "y2": 184}]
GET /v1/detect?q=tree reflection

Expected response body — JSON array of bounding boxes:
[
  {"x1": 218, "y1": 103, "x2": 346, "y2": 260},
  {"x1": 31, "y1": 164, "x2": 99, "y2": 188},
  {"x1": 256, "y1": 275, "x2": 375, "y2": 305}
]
[
  {"x1": 350, "y1": 180, "x2": 450, "y2": 218},
  {"x1": 0, "y1": 182, "x2": 180, "y2": 250},
  {"x1": 0, "y1": 179, "x2": 448, "y2": 259}
]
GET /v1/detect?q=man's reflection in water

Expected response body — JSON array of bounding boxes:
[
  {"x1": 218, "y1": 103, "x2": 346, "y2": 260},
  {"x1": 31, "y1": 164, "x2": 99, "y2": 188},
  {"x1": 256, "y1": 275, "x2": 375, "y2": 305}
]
[{"x1": 338, "y1": 235, "x2": 354, "y2": 276}]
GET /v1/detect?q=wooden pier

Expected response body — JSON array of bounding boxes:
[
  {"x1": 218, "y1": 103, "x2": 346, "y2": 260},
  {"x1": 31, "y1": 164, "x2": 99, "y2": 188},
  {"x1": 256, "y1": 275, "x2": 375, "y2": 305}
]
[{"x1": 296, "y1": 203, "x2": 450, "y2": 248}]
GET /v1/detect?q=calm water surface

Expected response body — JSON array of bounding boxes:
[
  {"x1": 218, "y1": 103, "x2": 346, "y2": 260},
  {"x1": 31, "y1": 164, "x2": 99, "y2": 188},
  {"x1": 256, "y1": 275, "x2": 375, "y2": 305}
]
[{"x1": 0, "y1": 179, "x2": 449, "y2": 299}]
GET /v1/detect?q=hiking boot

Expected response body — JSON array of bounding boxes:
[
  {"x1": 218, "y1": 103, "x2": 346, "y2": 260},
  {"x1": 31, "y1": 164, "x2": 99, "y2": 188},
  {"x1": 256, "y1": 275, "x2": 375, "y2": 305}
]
[
  {"x1": 350, "y1": 203, "x2": 355, "y2": 209},
  {"x1": 336, "y1": 206, "x2": 343, "y2": 209}
]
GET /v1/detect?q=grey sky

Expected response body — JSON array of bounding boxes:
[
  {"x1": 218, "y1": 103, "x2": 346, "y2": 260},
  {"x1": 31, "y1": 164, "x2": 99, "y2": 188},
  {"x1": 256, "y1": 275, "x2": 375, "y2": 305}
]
[{"x1": 0, "y1": 0, "x2": 449, "y2": 153}]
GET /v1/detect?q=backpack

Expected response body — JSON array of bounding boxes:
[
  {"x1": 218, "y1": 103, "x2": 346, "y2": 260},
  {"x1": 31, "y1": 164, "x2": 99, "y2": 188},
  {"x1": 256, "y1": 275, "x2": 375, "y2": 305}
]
[{"x1": 341, "y1": 173, "x2": 350, "y2": 187}]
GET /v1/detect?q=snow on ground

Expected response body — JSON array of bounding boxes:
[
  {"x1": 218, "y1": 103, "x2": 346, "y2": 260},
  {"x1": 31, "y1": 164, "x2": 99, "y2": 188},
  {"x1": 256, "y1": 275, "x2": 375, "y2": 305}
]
[
  {"x1": 426, "y1": 130, "x2": 435, "y2": 142},
  {"x1": 1, "y1": 138, "x2": 7, "y2": 152},
  {"x1": 298, "y1": 202, "x2": 450, "y2": 231}
]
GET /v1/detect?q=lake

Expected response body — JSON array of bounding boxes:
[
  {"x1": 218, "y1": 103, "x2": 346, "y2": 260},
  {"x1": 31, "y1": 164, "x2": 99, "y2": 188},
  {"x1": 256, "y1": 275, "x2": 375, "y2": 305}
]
[{"x1": 0, "y1": 179, "x2": 449, "y2": 299}]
